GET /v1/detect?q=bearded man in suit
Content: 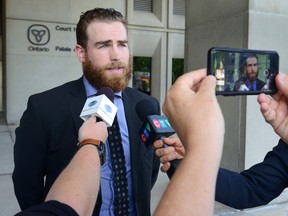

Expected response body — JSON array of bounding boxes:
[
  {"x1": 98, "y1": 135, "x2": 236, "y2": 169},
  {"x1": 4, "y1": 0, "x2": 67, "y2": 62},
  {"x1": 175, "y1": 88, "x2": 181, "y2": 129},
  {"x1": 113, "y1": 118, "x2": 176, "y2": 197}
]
[
  {"x1": 234, "y1": 54, "x2": 266, "y2": 91},
  {"x1": 13, "y1": 8, "x2": 160, "y2": 216}
]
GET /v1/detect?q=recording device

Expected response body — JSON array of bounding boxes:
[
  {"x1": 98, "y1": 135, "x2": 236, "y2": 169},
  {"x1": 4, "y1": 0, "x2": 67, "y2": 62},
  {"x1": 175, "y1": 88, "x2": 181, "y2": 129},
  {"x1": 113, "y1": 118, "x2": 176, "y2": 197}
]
[
  {"x1": 80, "y1": 87, "x2": 117, "y2": 126},
  {"x1": 207, "y1": 47, "x2": 279, "y2": 96},
  {"x1": 139, "y1": 115, "x2": 175, "y2": 148},
  {"x1": 136, "y1": 100, "x2": 180, "y2": 179}
]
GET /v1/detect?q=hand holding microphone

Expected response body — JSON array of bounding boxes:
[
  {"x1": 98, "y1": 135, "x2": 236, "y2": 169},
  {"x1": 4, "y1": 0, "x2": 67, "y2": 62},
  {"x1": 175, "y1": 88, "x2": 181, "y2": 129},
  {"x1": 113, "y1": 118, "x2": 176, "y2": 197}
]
[
  {"x1": 78, "y1": 115, "x2": 108, "y2": 143},
  {"x1": 136, "y1": 100, "x2": 181, "y2": 179},
  {"x1": 153, "y1": 69, "x2": 225, "y2": 216},
  {"x1": 79, "y1": 87, "x2": 118, "y2": 166},
  {"x1": 153, "y1": 136, "x2": 185, "y2": 174}
]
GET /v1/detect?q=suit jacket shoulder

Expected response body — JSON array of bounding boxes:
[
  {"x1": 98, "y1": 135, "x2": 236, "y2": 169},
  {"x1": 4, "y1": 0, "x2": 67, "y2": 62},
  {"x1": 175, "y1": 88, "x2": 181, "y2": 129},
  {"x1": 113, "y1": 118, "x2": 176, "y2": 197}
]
[
  {"x1": 13, "y1": 77, "x2": 87, "y2": 210},
  {"x1": 30, "y1": 77, "x2": 85, "y2": 102}
]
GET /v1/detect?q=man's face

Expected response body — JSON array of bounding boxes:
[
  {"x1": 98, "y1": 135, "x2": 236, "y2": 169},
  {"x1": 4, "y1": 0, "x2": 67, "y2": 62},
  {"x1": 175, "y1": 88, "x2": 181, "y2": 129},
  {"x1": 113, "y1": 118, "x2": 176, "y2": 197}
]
[
  {"x1": 82, "y1": 21, "x2": 131, "y2": 92},
  {"x1": 245, "y1": 57, "x2": 258, "y2": 81}
]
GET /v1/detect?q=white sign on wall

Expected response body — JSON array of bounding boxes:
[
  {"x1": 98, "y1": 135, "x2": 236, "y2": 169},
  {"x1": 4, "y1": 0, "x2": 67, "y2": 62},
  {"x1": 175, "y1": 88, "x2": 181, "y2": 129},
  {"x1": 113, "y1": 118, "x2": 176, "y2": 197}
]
[{"x1": 7, "y1": 19, "x2": 77, "y2": 57}]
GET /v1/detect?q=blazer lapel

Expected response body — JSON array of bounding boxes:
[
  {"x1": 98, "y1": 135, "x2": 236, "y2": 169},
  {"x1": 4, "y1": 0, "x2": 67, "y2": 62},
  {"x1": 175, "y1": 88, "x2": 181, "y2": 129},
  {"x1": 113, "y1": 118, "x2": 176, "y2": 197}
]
[
  {"x1": 122, "y1": 89, "x2": 142, "y2": 179},
  {"x1": 68, "y1": 77, "x2": 87, "y2": 132}
]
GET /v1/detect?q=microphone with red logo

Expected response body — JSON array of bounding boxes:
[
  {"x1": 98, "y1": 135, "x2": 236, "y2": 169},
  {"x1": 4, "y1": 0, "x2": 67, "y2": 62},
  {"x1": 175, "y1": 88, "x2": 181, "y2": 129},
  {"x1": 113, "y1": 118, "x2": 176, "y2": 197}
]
[
  {"x1": 136, "y1": 100, "x2": 181, "y2": 179},
  {"x1": 139, "y1": 115, "x2": 175, "y2": 148}
]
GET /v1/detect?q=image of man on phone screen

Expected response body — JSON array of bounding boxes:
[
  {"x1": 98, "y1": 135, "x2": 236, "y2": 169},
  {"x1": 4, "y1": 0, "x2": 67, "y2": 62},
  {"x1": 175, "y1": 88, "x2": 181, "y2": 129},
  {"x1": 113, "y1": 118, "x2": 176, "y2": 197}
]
[{"x1": 234, "y1": 54, "x2": 266, "y2": 91}]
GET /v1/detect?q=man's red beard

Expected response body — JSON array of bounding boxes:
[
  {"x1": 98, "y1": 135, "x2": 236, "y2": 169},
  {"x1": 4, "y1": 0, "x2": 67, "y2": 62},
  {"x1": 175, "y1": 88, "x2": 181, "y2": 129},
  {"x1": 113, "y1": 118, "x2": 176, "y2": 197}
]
[
  {"x1": 247, "y1": 72, "x2": 258, "y2": 81},
  {"x1": 83, "y1": 56, "x2": 132, "y2": 92}
]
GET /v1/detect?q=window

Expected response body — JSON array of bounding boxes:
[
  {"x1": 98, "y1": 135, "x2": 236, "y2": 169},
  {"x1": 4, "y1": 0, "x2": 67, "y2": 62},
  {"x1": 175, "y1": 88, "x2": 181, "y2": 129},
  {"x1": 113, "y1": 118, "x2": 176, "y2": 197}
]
[
  {"x1": 134, "y1": 0, "x2": 153, "y2": 12},
  {"x1": 173, "y1": 0, "x2": 185, "y2": 16},
  {"x1": 172, "y1": 58, "x2": 184, "y2": 84},
  {"x1": 133, "y1": 56, "x2": 152, "y2": 95}
]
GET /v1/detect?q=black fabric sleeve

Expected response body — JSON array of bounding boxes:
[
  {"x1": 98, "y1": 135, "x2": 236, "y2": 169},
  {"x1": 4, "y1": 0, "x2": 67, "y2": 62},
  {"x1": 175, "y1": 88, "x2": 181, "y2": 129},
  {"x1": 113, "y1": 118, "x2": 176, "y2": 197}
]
[
  {"x1": 12, "y1": 96, "x2": 48, "y2": 209},
  {"x1": 14, "y1": 200, "x2": 79, "y2": 216},
  {"x1": 216, "y1": 139, "x2": 288, "y2": 209}
]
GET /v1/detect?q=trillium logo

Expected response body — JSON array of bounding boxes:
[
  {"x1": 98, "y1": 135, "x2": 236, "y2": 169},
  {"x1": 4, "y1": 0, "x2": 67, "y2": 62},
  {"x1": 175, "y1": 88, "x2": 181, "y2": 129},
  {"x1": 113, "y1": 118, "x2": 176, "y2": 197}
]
[{"x1": 28, "y1": 24, "x2": 50, "y2": 45}]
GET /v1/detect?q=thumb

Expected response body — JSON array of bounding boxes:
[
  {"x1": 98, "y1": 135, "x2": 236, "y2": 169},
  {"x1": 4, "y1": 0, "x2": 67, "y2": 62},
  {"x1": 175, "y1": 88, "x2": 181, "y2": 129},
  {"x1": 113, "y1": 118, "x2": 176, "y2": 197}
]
[
  {"x1": 87, "y1": 115, "x2": 97, "y2": 123},
  {"x1": 276, "y1": 73, "x2": 288, "y2": 97},
  {"x1": 197, "y1": 75, "x2": 216, "y2": 95}
]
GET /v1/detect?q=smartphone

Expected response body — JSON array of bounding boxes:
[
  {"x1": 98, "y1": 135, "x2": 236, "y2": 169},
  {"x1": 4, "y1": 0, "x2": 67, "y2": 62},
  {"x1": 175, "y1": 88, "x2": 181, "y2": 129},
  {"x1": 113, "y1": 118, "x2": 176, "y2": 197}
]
[{"x1": 207, "y1": 47, "x2": 279, "y2": 96}]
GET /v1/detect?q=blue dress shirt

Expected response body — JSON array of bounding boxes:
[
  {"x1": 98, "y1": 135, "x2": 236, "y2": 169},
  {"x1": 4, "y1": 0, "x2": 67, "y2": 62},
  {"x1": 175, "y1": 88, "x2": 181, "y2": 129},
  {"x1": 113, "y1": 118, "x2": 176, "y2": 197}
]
[
  {"x1": 248, "y1": 81, "x2": 257, "y2": 91},
  {"x1": 83, "y1": 76, "x2": 136, "y2": 215}
]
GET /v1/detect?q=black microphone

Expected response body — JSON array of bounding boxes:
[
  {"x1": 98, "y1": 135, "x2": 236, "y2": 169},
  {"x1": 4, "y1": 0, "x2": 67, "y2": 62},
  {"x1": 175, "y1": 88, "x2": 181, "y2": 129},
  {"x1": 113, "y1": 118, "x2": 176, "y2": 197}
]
[
  {"x1": 136, "y1": 100, "x2": 181, "y2": 179},
  {"x1": 96, "y1": 87, "x2": 115, "y2": 101}
]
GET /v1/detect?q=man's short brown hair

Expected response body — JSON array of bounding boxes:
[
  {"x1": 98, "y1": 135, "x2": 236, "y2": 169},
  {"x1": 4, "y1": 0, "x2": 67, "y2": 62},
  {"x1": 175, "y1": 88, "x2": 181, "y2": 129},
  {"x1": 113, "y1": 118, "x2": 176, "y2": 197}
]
[{"x1": 76, "y1": 8, "x2": 127, "y2": 49}]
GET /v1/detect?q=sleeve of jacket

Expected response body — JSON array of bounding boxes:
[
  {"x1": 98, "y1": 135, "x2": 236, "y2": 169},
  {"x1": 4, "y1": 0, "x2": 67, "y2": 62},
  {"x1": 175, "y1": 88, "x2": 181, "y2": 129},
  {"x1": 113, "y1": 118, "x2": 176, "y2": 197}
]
[
  {"x1": 12, "y1": 95, "x2": 48, "y2": 210},
  {"x1": 216, "y1": 139, "x2": 288, "y2": 209}
]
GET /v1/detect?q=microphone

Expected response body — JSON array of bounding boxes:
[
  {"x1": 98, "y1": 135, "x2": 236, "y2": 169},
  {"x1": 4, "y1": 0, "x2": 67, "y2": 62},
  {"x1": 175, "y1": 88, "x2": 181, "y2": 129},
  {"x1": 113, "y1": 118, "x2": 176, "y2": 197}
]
[
  {"x1": 80, "y1": 87, "x2": 118, "y2": 126},
  {"x1": 136, "y1": 100, "x2": 181, "y2": 179}
]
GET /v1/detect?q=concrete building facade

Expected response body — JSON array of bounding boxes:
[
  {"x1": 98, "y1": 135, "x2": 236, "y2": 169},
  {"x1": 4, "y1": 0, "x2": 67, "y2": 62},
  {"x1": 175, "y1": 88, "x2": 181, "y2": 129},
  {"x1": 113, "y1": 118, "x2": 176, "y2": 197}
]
[
  {"x1": 2, "y1": 0, "x2": 288, "y2": 214},
  {"x1": 185, "y1": 0, "x2": 288, "y2": 170},
  {"x1": 3, "y1": 0, "x2": 288, "y2": 171},
  {"x1": 3, "y1": 0, "x2": 185, "y2": 125}
]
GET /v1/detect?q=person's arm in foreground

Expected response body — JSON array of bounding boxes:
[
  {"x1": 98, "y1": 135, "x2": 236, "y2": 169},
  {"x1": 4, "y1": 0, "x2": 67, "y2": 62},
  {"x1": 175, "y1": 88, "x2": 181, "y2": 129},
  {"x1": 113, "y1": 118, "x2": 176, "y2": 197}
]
[
  {"x1": 44, "y1": 116, "x2": 107, "y2": 216},
  {"x1": 154, "y1": 69, "x2": 225, "y2": 216},
  {"x1": 216, "y1": 72, "x2": 288, "y2": 209},
  {"x1": 155, "y1": 72, "x2": 288, "y2": 210},
  {"x1": 156, "y1": 72, "x2": 288, "y2": 172}
]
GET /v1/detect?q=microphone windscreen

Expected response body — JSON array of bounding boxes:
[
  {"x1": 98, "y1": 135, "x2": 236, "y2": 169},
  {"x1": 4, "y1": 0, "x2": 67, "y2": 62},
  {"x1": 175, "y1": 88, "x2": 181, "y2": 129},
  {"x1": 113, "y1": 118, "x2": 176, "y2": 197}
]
[
  {"x1": 136, "y1": 100, "x2": 158, "y2": 121},
  {"x1": 96, "y1": 87, "x2": 115, "y2": 102}
]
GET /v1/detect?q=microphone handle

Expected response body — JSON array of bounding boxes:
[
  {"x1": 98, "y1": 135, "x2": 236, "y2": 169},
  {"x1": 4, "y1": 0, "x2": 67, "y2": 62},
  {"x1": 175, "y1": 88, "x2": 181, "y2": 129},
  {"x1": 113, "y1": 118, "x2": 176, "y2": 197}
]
[
  {"x1": 162, "y1": 141, "x2": 181, "y2": 179},
  {"x1": 166, "y1": 158, "x2": 181, "y2": 179},
  {"x1": 96, "y1": 116, "x2": 103, "y2": 122}
]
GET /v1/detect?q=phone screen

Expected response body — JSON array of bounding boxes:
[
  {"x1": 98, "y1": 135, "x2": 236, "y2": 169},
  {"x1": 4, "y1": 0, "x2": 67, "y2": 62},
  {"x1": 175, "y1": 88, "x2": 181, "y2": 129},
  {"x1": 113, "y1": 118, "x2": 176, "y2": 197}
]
[{"x1": 207, "y1": 47, "x2": 279, "y2": 96}]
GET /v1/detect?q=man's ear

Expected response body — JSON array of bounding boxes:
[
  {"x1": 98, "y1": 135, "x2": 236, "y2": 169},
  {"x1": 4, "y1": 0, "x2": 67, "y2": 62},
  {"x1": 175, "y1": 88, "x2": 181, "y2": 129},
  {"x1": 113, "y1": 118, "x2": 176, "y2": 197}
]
[{"x1": 75, "y1": 45, "x2": 86, "y2": 63}]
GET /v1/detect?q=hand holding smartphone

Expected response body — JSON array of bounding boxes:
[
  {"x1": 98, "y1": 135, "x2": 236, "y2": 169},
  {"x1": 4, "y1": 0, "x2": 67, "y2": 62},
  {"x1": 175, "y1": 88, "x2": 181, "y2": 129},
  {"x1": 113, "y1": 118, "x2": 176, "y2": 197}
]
[{"x1": 207, "y1": 47, "x2": 279, "y2": 96}]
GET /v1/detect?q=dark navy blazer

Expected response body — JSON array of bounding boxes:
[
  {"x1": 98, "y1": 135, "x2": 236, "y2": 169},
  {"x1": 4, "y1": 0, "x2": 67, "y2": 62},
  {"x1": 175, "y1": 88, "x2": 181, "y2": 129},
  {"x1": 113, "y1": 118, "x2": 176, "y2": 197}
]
[
  {"x1": 216, "y1": 139, "x2": 288, "y2": 209},
  {"x1": 13, "y1": 77, "x2": 160, "y2": 216}
]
